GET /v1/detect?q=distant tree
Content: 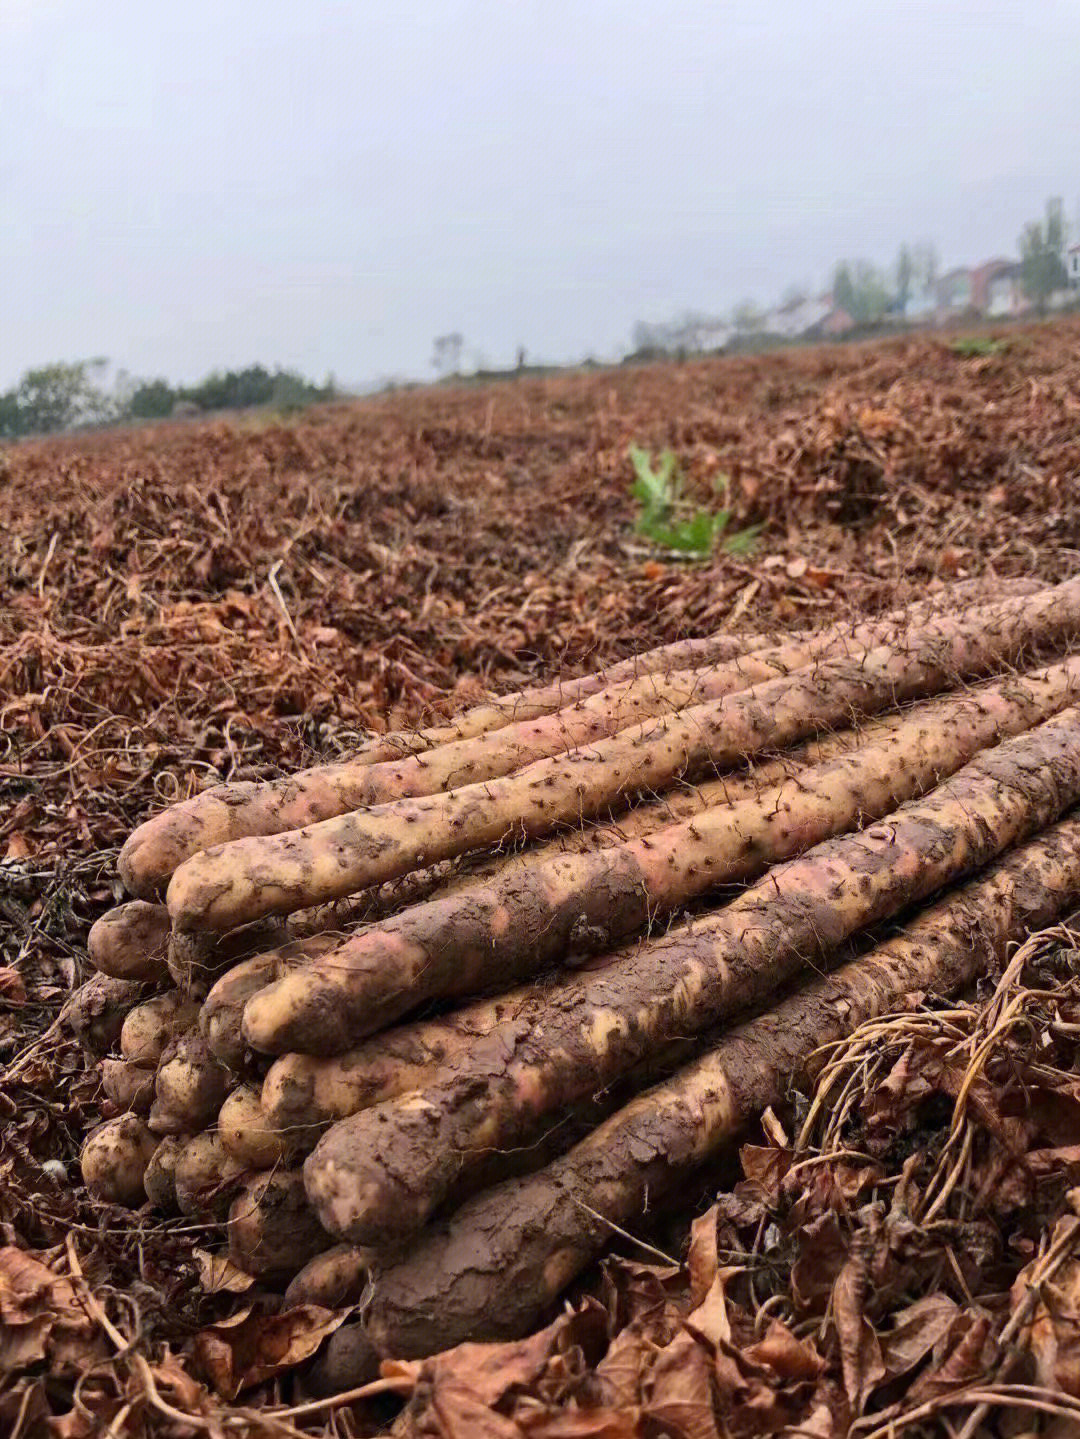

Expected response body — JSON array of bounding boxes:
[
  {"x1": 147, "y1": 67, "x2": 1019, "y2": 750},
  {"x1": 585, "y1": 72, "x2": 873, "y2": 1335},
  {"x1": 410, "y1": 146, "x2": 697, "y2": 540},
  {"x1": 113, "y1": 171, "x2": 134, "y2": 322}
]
[
  {"x1": 832, "y1": 263, "x2": 855, "y2": 316},
  {"x1": 2, "y1": 359, "x2": 115, "y2": 436},
  {"x1": 912, "y1": 242, "x2": 939, "y2": 292},
  {"x1": 1019, "y1": 196, "x2": 1069, "y2": 312},
  {"x1": 832, "y1": 261, "x2": 889, "y2": 325},
  {"x1": 732, "y1": 301, "x2": 763, "y2": 335},
  {"x1": 431, "y1": 333, "x2": 464, "y2": 378},
  {"x1": 128, "y1": 378, "x2": 176, "y2": 419},
  {"x1": 895, "y1": 245, "x2": 914, "y2": 313},
  {"x1": 781, "y1": 285, "x2": 808, "y2": 309}
]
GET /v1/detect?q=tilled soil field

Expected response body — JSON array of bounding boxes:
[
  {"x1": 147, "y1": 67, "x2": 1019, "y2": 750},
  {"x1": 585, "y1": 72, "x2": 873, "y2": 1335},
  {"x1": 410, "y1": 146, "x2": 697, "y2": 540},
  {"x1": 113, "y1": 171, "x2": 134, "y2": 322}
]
[{"x1": 4, "y1": 321, "x2": 1080, "y2": 1436}]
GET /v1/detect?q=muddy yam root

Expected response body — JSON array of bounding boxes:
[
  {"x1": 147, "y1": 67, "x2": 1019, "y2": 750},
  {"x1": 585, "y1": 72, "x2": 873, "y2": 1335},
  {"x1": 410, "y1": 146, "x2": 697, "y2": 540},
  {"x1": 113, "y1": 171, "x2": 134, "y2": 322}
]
[
  {"x1": 80, "y1": 1116, "x2": 158, "y2": 1207},
  {"x1": 122, "y1": 582, "x2": 1034, "y2": 898},
  {"x1": 244, "y1": 657, "x2": 1080, "y2": 1052},
  {"x1": 304, "y1": 708, "x2": 1080, "y2": 1248},
  {"x1": 168, "y1": 576, "x2": 1080, "y2": 932},
  {"x1": 87, "y1": 900, "x2": 171, "y2": 982},
  {"x1": 362, "y1": 812, "x2": 1080, "y2": 1356}
]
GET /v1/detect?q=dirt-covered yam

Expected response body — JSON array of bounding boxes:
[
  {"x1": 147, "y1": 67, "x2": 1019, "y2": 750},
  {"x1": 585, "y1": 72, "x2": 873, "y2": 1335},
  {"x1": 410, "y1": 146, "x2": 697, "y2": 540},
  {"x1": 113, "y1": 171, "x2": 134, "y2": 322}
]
[
  {"x1": 305, "y1": 707, "x2": 1080, "y2": 1248},
  {"x1": 150, "y1": 1030, "x2": 230, "y2": 1136},
  {"x1": 87, "y1": 900, "x2": 171, "y2": 982},
  {"x1": 283, "y1": 1245, "x2": 371, "y2": 1309},
  {"x1": 245, "y1": 657, "x2": 1080, "y2": 1052},
  {"x1": 363, "y1": 811, "x2": 1080, "y2": 1357},
  {"x1": 80, "y1": 1116, "x2": 157, "y2": 1207},
  {"x1": 63, "y1": 973, "x2": 143, "y2": 1056},
  {"x1": 174, "y1": 1132, "x2": 246, "y2": 1218},
  {"x1": 169, "y1": 576, "x2": 1080, "y2": 933},
  {"x1": 227, "y1": 1170, "x2": 329, "y2": 1283},
  {"x1": 120, "y1": 992, "x2": 201, "y2": 1068},
  {"x1": 100, "y1": 1058, "x2": 155, "y2": 1115},
  {"x1": 144, "y1": 1136, "x2": 185, "y2": 1211},
  {"x1": 218, "y1": 1085, "x2": 292, "y2": 1169}
]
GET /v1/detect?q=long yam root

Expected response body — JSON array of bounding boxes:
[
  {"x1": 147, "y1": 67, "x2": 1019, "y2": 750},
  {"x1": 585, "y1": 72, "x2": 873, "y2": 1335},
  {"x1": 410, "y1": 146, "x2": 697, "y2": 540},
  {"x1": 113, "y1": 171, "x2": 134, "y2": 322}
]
[
  {"x1": 120, "y1": 582, "x2": 1028, "y2": 896},
  {"x1": 169, "y1": 576, "x2": 1080, "y2": 932},
  {"x1": 246, "y1": 658, "x2": 1080, "y2": 1052},
  {"x1": 260, "y1": 990, "x2": 523, "y2": 1156},
  {"x1": 363, "y1": 812, "x2": 1080, "y2": 1355},
  {"x1": 304, "y1": 707, "x2": 1080, "y2": 1247}
]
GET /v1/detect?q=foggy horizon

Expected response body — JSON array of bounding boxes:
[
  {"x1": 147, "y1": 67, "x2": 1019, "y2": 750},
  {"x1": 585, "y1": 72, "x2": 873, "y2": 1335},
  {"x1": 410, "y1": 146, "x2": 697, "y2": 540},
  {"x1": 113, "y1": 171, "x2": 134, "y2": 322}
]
[{"x1": 3, "y1": 0, "x2": 1078, "y2": 391}]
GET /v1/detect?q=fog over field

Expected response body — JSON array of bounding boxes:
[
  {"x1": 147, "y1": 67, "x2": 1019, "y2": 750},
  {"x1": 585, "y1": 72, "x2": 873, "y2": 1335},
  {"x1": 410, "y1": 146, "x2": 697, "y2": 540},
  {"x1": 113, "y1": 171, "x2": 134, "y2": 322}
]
[{"x1": 2, "y1": 0, "x2": 1078, "y2": 387}]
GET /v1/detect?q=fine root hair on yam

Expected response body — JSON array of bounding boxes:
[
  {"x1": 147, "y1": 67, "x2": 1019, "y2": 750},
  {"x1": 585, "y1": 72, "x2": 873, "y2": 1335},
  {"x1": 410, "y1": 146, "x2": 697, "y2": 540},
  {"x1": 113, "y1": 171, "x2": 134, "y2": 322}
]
[
  {"x1": 87, "y1": 900, "x2": 171, "y2": 982},
  {"x1": 80, "y1": 1116, "x2": 158, "y2": 1208}
]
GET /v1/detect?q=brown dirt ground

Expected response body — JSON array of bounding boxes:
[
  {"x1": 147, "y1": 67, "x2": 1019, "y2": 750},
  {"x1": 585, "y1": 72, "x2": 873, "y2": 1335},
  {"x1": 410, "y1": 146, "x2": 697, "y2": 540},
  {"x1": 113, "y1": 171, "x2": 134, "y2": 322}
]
[{"x1": 3, "y1": 319, "x2": 1080, "y2": 1434}]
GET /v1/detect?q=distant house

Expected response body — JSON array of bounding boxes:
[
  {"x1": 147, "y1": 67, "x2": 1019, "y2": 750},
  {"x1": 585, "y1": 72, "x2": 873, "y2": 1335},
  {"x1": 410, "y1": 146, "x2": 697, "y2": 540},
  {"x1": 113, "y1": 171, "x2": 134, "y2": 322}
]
[
  {"x1": 1065, "y1": 244, "x2": 1080, "y2": 289},
  {"x1": 970, "y1": 258, "x2": 1026, "y2": 318},
  {"x1": 936, "y1": 268, "x2": 974, "y2": 316},
  {"x1": 763, "y1": 295, "x2": 852, "y2": 340}
]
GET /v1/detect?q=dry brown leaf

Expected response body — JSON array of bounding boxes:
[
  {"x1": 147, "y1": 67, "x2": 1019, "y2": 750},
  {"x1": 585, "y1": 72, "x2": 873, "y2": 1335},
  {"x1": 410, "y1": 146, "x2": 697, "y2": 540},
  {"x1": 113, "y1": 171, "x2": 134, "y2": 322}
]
[
  {"x1": 0, "y1": 967, "x2": 27, "y2": 1004},
  {"x1": 193, "y1": 1302, "x2": 348, "y2": 1398},
  {"x1": 192, "y1": 1247, "x2": 256, "y2": 1296}
]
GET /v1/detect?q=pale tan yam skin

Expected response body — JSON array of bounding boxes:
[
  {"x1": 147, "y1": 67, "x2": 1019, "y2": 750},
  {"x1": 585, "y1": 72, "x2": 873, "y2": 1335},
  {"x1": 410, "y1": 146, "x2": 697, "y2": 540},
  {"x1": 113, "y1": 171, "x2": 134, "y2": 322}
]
[
  {"x1": 80, "y1": 1115, "x2": 157, "y2": 1206},
  {"x1": 149, "y1": 1030, "x2": 230, "y2": 1136},
  {"x1": 283, "y1": 1245, "x2": 372, "y2": 1309},
  {"x1": 364, "y1": 813, "x2": 1080, "y2": 1357},
  {"x1": 121, "y1": 580, "x2": 1029, "y2": 896},
  {"x1": 303, "y1": 709, "x2": 1080, "y2": 1248},
  {"x1": 64, "y1": 974, "x2": 143, "y2": 1056},
  {"x1": 199, "y1": 935, "x2": 345, "y2": 1071},
  {"x1": 218, "y1": 1085, "x2": 291, "y2": 1169},
  {"x1": 260, "y1": 991, "x2": 522, "y2": 1156},
  {"x1": 173, "y1": 1132, "x2": 245, "y2": 1218},
  {"x1": 236, "y1": 728, "x2": 882, "y2": 1058},
  {"x1": 143, "y1": 1136, "x2": 185, "y2": 1211},
  {"x1": 244, "y1": 656, "x2": 1080, "y2": 1054},
  {"x1": 87, "y1": 900, "x2": 171, "y2": 981},
  {"x1": 226, "y1": 1170, "x2": 329, "y2": 1282},
  {"x1": 100, "y1": 1058, "x2": 155, "y2": 1115},
  {"x1": 120, "y1": 993, "x2": 201, "y2": 1067},
  {"x1": 169, "y1": 576, "x2": 1080, "y2": 933}
]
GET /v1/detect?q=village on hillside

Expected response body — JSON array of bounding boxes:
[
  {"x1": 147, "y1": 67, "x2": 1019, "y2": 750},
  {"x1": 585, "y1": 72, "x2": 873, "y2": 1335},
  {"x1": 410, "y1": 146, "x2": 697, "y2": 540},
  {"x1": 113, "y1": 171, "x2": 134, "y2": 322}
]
[{"x1": 630, "y1": 224, "x2": 1080, "y2": 358}]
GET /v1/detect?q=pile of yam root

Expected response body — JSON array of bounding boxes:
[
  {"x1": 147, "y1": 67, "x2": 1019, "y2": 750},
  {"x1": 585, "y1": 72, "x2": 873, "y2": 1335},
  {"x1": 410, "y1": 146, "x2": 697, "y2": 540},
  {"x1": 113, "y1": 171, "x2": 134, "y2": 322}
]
[{"x1": 69, "y1": 571, "x2": 1080, "y2": 1382}]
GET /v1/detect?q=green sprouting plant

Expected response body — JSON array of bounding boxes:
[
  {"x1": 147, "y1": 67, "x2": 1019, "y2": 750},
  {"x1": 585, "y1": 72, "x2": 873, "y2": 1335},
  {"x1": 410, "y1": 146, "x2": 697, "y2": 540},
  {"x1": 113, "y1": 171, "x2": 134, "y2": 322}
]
[
  {"x1": 948, "y1": 336, "x2": 1009, "y2": 358},
  {"x1": 628, "y1": 445, "x2": 762, "y2": 559}
]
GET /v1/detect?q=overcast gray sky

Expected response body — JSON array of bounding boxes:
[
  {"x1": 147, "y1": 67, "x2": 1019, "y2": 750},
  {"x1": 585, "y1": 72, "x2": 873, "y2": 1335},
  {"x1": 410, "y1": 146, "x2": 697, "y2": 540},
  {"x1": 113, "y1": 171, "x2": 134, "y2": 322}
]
[{"x1": 2, "y1": 0, "x2": 1078, "y2": 388}]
